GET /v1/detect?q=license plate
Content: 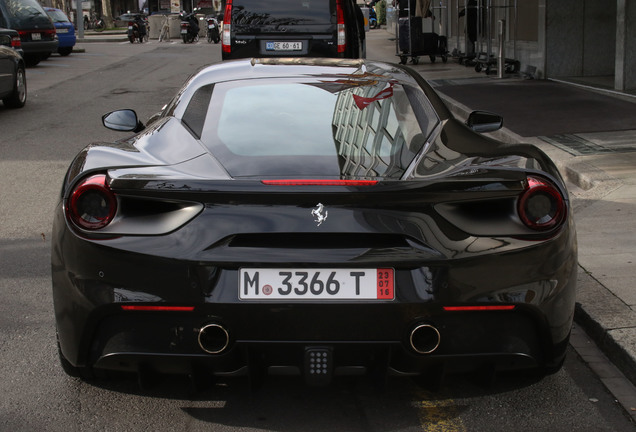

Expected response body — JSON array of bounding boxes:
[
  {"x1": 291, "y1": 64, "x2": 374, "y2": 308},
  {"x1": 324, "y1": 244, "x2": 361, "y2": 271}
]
[
  {"x1": 181, "y1": 29, "x2": 187, "y2": 34},
  {"x1": 56, "y1": 28, "x2": 69, "y2": 34},
  {"x1": 239, "y1": 268, "x2": 394, "y2": 300},
  {"x1": 128, "y1": 25, "x2": 133, "y2": 30},
  {"x1": 208, "y1": 24, "x2": 215, "y2": 29},
  {"x1": 31, "y1": 33, "x2": 41, "y2": 40},
  {"x1": 266, "y1": 41, "x2": 302, "y2": 51}
]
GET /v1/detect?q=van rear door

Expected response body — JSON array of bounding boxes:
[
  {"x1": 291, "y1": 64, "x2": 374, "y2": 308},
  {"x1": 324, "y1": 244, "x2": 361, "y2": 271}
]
[{"x1": 225, "y1": 0, "x2": 337, "y2": 59}]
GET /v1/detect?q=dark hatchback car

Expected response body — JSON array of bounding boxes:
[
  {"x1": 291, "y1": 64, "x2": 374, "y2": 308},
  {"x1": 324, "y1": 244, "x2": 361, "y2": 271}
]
[
  {"x1": 0, "y1": 27, "x2": 26, "y2": 108},
  {"x1": 52, "y1": 58, "x2": 576, "y2": 388},
  {"x1": 221, "y1": 0, "x2": 365, "y2": 60},
  {"x1": 0, "y1": 0, "x2": 58, "y2": 66}
]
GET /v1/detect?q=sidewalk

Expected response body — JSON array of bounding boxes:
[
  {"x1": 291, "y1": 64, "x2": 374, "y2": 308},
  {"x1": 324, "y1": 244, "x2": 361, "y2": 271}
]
[{"x1": 366, "y1": 29, "x2": 636, "y2": 388}]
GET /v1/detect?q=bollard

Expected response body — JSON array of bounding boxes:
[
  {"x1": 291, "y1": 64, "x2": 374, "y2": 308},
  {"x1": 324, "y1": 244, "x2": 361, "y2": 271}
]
[{"x1": 497, "y1": 19, "x2": 505, "y2": 78}]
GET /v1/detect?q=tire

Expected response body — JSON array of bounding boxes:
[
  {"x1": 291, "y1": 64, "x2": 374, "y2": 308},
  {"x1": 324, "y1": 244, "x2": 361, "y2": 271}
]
[
  {"x1": 2, "y1": 64, "x2": 26, "y2": 108},
  {"x1": 58, "y1": 47, "x2": 72, "y2": 56},
  {"x1": 95, "y1": 21, "x2": 104, "y2": 32},
  {"x1": 207, "y1": 32, "x2": 212, "y2": 43},
  {"x1": 182, "y1": 34, "x2": 187, "y2": 43},
  {"x1": 429, "y1": 55, "x2": 435, "y2": 63},
  {"x1": 24, "y1": 54, "x2": 40, "y2": 67},
  {"x1": 214, "y1": 35, "x2": 220, "y2": 44},
  {"x1": 129, "y1": 35, "x2": 135, "y2": 43}
]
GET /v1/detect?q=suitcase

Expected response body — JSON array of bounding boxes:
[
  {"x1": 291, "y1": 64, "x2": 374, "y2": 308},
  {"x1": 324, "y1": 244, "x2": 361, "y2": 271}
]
[{"x1": 398, "y1": 16, "x2": 423, "y2": 52}]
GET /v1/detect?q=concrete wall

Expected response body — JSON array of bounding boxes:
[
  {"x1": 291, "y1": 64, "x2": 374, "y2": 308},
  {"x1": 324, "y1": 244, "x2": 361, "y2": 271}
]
[
  {"x1": 545, "y1": 0, "x2": 615, "y2": 78},
  {"x1": 616, "y1": 0, "x2": 636, "y2": 91}
]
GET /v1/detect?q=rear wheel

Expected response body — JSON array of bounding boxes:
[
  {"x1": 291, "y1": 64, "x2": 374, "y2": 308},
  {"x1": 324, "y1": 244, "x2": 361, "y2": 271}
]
[
  {"x1": 2, "y1": 65, "x2": 26, "y2": 108},
  {"x1": 58, "y1": 47, "x2": 72, "y2": 56},
  {"x1": 182, "y1": 34, "x2": 187, "y2": 43},
  {"x1": 129, "y1": 35, "x2": 135, "y2": 43}
]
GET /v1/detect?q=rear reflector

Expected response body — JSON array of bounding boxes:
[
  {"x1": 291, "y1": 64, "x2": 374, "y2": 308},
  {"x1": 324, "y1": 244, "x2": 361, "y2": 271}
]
[
  {"x1": 443, "y1": 305, "x2": 516, "y2": 311},
  {"x1": 262, "y1": 179, "x2": 378, "y2": 186},
  {"x1": 121, "y1": 306, "x2": 195, "y2": 312}
]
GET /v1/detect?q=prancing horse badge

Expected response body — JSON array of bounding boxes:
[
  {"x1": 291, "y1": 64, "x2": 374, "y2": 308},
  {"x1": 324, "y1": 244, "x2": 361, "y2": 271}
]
[{"x1": 311, "y1": 203, "x2": 328, "y2": 226}]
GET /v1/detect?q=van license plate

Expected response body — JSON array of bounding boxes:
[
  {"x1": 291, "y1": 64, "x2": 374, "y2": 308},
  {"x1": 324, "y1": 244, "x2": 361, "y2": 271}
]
[{"x1": 266, "y1": 41, "x2": 302, "y2": 51}]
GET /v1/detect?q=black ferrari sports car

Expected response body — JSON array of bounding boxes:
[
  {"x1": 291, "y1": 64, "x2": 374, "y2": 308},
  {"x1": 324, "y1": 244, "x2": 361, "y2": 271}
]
[{"x1": 52, "y1": 58, "x2": 577, "y2": 387}]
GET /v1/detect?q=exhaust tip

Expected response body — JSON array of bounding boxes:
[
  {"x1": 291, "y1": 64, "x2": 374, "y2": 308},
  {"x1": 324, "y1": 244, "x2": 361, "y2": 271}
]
[
  {"x1": 409, "y1": 324, "x2": 441, "y2": 354},
  {"x1": 198, "y1": 323, "x2": 230, "y2": 354}
]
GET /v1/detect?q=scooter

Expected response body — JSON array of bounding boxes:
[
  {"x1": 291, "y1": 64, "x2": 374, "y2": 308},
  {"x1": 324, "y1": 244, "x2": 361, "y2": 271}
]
[
  {"x1": 369, "y1": 6, "x2": 378, "y2": 29},
  {"x1": 127, "y1": 16, "x2": 147, "y2": 43},
  {"x1": 180, "y1": 11, "x2": 200, "y2": 43},
  {"x1": 206, "y1": 16, "x2": 220, "y2": 43}
]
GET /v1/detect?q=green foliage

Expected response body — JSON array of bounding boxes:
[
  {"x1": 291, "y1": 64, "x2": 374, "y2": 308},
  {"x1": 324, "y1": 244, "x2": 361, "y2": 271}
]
[{"x1": 377, "y1": 0, "x2": 387, "y2": 25}]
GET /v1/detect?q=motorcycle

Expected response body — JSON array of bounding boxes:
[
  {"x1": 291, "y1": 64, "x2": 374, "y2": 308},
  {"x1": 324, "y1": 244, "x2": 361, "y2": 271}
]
[
  {"x1": 369, "y1": 6, "x2": 378, "y2": 29},
  {"x1": 180, "y1": 11, "x2": 200, "y2": 43},
  {"x1": 127, "y1": 16, "x2": 147, "y2": 43},
  {"x1": 206, "y1": 16, "x2": 220, "y2": 44}
]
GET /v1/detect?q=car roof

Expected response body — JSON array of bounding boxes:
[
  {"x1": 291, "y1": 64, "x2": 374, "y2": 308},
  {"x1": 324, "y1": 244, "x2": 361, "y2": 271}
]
[{"x1": 178, "y1": 58, "x2": 451, "y2": 119}]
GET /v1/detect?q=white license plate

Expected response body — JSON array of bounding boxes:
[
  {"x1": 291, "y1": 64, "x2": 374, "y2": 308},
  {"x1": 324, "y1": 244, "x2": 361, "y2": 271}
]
[
  {"x1": 266, "y1": 41, "x2": 302, "y2": 51},
  {"x1": 208, "y1": 24, "x2": 215, "y2": 29},
  {"x1": 239, "y1": 268, "x2": 394, "y2": 300},
  {"x1": 56, "y1": 28, "x2": 69, "y2": 34},
  {"x1": 181, "y1": 29, "x2": 187, "y2": 34},
  {"x1": 128, "y1": 25, "x2": 133, "y2": 30},
  {"x1": 31, "y1": 33, "x2": 41, "y2": 40}
]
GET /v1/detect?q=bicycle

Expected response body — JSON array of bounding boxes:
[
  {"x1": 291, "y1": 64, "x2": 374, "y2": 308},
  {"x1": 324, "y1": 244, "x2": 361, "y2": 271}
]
[{"x1": 158, "y1": 15, "x2": 171, "y2": 42}]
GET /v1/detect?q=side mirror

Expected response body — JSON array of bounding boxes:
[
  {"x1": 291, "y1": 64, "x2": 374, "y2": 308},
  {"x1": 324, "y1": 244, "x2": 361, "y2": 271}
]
[
  {"x1": 466, "y1": 110, "x2": 503, "y2": 133},
  {"x1": 102, "y1": 109, "x2": 145, "y2": 132}
]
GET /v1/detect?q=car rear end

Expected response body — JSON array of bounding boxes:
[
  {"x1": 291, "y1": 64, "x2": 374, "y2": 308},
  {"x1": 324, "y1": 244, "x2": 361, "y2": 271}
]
[
  {"x1": 1, "y1": 0, "x2": 58, "y2": 65},
  {"x1": 52, "y1": 61, "x2": 576, "y2": 385},
  {"x1": 222, "y1": 0, "x2": 358, "y2": 60},
  {"x1": 44, "y1": 8, "x2": 75, "y2": 55}
]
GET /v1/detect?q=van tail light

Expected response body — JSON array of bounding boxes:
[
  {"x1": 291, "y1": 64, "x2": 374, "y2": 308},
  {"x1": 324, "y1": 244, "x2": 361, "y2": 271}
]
[
  {"x1": 336, "y1": 0, "x2": 346, "y2": 53},
  {"x1": 67, "y1": 174, "x2": 117, "y2": 230},
  {"x1": 222, "y1": 0, "x2": 232, "y2": 53},
  {"x1": 518, "y1": 176, "x2": 566, "y2": 231}
]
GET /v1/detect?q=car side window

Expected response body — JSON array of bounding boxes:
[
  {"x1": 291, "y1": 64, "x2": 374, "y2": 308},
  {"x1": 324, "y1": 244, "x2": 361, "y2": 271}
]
[{"x1": 182, "y1": 84, "x2": 214, "y2": 139}]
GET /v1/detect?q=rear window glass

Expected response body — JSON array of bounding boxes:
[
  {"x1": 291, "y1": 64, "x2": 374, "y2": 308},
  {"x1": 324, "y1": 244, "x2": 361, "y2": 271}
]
[
  {"x1": 190, "y1": 78, "x2": 439, "y2": 179},
  {"x1": 46, "y1": 9, "x2": 70, "y2": 23},
  {"x1": 232, "y1": 0, "x2": 333, "y2": 25},
  {"x1": 4, "y1": 0, "x2": 52, "y2": 28}
]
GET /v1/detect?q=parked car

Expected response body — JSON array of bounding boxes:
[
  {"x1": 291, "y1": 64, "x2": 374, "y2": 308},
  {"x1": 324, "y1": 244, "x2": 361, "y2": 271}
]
[
  {"x1": 221, "y1": 0, "x2": 366, "y2": 60},
  {"x1": 114, "y1": 13, "x2": 146, "y2": 28},
  {"x1": 44, "y1": 7, "x2": 75, "y2": 56},
  {"x1": 0, "y1": 0, "x2": 58, "y2": 66},
  {"x1": 0, "y1": 27, "x2": 26, "y2": 108},
  {"x1": 52, "y1": 58, "x2": 576, "y2": 387}
]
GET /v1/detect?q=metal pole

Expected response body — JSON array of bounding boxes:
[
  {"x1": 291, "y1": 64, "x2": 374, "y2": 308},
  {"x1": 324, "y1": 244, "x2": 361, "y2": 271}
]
[
  {"x1": 76, "y1": 0, "x2": 84, "y2": 38},
  {"x1": 497, "y1": 18, "x2": 505, "y2": 78}
]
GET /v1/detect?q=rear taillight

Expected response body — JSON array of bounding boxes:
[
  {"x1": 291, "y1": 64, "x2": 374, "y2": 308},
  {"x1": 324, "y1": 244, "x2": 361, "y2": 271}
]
[
  {"x1": 518, "y1": 176, "x2": 566, "y2": 231},
  {"x1": 336, "y1": 0, "x2": 346, "y2": 53},
  {"x1": 67, "y1": 174, "x2": 117, "y2": 230},
  {"x1": 222, "y1": 0, "x2": 232, "y2": 53},
  {"x1": 11, "y1": 36, "x2": 21, "y2": 48}
]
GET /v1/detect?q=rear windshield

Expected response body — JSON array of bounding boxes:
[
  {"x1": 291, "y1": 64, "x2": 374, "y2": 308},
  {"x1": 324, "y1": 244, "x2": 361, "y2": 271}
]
[
  {"x1": 3, "y1": 0, "x2": 53, "y2": 28},
  {"x1": 186, "y1": 77, "x2": 439, "y2": 179},
  {"x1": 232, "y1": 0, "x2": 333, "y2": 25},
  {"x1": 46, "y1": 9, "x2": 70, "y2": 23}
]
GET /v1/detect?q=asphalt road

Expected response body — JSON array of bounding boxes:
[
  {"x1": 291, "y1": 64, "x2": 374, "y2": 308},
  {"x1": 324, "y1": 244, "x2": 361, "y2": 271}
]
[{"x1": 0, "y1": 40, "x2": 634, "y2": 432}]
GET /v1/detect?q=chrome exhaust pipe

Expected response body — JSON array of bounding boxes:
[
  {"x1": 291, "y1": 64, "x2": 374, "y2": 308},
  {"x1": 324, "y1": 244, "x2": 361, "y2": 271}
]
[
  {"x1": 198, "y1": 323, "x2": 230, "y2": 354},
  {"x1": 409, "y1": 324, "x2": 441, "y2": 354}
]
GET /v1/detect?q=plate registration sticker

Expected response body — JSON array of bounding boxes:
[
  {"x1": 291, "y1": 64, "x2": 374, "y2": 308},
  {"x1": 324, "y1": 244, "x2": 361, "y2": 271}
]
[{"x1": 239, "y1": 268, "x2": 394, "y2": 300}]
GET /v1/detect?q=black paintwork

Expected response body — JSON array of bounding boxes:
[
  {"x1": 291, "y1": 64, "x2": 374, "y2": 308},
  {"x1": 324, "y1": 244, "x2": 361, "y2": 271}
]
[{"x1": 51, "y1": 58, "x2": 577, "y2": 385}]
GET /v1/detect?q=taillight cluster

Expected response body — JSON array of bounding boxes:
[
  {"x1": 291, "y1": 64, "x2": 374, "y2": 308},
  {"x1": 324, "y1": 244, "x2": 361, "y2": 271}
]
[
  {"x1": 11, "y1": 36, "x2": 21, "y2": 49},
  {"x1": 336, "y1": 0, "x2": 346, "y2": 53},
  {"x1": 518, "y1": 176, "x2": 566, "y2": 231},
  {"x1": 222, "y1": 0, "x2": 232, "y2": 53},
  {"x1": 67, "y1": 174, "x2": 117, "y2": 230}
]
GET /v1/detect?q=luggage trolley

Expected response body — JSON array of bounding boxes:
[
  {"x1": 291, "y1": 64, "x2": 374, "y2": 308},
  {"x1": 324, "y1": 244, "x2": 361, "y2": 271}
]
[{"x1": 396, "y1": 0, "x2": 448, "y2": 65}]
